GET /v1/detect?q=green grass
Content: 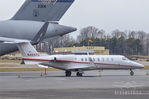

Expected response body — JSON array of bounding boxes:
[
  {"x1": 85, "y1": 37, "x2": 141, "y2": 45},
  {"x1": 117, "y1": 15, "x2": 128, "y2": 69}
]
[
  {"x1": 0, "y1": 60, "x2": 21, "y2": 63},
  {"x1": 0, "y1": 68, "x2": 60, "y2": 72}
]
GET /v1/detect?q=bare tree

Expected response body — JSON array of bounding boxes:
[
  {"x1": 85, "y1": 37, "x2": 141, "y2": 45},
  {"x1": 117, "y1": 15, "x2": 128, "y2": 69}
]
[
  {"x1": 77, "y1": 26, "x2": 105, "y2": 41},
  {"x1": 112, "y1": 29, "x2": 127, "y2": 39},
  {"x1": 128, "y1": 31, "x2": 136, "y2": 38},
  {"x1": 48, "y1": 34, "x2": 75, "y2": 48}
]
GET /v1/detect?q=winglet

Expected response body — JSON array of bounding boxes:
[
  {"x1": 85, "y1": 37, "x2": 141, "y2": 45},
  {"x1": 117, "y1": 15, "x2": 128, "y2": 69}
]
[{"x1": 32, "y1": 22, "x2": 49, "y2": 44}]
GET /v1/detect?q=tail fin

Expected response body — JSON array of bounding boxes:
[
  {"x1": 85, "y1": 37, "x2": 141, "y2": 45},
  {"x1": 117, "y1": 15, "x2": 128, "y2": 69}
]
[
  {"x1": 17, "y1": 42, "x2": 40, "y2": 57},
  {"x1": 12, "y1": 0, "x2": 75, "y2": 21},
  {"x1": 0, "y1": 38, "x2": 40, "y2": 57}
]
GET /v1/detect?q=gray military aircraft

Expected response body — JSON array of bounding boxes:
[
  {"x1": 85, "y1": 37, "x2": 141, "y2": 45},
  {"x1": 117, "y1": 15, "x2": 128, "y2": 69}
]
[{"x1": 0, "y1": 0, "x2": 76, "y2": 56}]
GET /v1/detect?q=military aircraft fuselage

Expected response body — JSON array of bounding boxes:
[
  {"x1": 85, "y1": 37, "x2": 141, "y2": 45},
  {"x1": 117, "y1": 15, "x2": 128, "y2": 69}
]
[{"x1": 0, "y1": 20, "x2": 76, "y2": 56}]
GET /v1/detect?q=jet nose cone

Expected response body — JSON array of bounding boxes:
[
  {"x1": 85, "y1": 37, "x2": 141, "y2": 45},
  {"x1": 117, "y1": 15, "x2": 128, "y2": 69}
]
[
  {"x1": 135, "y1": 62, "x2": 144, "y2": 69},
  {"x1": 139, "y1": 64, "x2": 144, "y2": 69},
  {"x1": 131, "y1": 61, "x2": 144, "y2": 69}
]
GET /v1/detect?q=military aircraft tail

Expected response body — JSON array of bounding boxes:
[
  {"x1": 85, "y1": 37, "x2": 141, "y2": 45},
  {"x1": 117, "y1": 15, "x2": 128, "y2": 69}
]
[
  {"x1": 0, "y1": 22, "x2": 49, "y2": 57},
  {"x1": 12, "y1": 0, "x2": 75, "y2": 21}
]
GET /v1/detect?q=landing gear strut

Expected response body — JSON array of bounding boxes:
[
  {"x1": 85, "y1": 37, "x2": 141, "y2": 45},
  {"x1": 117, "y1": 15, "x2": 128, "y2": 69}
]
[
  {"x1": 130, "y1": 69, "x2": 134, "y2": 76},
  {"x1": 65, "y1": 71, "x2": 71, "y2": 77}
]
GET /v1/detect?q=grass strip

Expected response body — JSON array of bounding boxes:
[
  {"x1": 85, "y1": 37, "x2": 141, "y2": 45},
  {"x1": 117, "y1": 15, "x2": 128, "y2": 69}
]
[{"x1": 0, "y1": 68, "x2": 60, "y2": 72}]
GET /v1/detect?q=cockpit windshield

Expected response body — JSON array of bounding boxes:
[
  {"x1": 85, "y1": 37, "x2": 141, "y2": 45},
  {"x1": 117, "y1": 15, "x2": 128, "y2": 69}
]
[{"x1": 122, "y1": 57, "x2": 128, "y2": 61}]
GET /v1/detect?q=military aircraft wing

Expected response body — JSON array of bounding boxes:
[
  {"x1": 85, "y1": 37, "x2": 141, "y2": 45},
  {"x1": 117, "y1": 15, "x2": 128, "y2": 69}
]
[{"x1": 0, "y1": 37, "x2": 30, "y2": 44}]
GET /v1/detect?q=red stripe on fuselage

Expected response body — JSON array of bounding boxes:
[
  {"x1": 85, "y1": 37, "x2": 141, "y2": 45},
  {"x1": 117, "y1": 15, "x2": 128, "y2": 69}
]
[
  {"x1": 23, "y1": 58, "x2": 50, "y2": 62},
  {"x1": 23, "y1": 58, "x2": 137, "y2": 68}
]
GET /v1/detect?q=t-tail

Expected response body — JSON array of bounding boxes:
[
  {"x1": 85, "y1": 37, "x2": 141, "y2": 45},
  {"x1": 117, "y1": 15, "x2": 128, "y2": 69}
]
[{"x1": 11, "y1": 0, "x2": 75, "y2": 21}]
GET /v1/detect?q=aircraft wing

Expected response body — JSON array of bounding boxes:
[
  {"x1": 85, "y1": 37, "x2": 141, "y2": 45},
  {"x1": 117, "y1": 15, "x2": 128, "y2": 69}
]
[{"x1": 40, "y1": 61, "x2": 93, "y2": 71}]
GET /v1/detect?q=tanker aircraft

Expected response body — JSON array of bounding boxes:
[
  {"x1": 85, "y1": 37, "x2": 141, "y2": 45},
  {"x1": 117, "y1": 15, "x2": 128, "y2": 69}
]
[{"x1": 0, "y1": 0, "x2": 76, "y2": 56}]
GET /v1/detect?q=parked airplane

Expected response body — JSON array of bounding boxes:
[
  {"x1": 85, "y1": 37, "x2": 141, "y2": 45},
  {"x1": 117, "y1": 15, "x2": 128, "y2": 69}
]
[
  {"x1": 0, "y1": 30, "x2": 144, "y2": 77},
  {"x1": 0, "y1": 0, "x2": 76, "y2": 56}
]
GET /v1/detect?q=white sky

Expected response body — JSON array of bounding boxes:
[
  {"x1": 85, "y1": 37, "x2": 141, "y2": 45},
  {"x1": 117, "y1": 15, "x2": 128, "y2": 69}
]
[{"x1": 0, "y1": 0, "x2": 149, "y2": 36}]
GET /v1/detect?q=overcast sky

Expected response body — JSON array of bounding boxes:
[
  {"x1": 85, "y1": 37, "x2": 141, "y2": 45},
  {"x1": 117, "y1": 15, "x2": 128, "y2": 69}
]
[{"x1": 0, "y1": 0, "x2": 149, "y2": 36}]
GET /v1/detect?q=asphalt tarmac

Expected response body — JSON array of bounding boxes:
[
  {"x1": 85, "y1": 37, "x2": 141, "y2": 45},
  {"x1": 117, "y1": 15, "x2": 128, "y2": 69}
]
[{"x1": 0, "y1": 70, "x2": 149, "y2": 99}]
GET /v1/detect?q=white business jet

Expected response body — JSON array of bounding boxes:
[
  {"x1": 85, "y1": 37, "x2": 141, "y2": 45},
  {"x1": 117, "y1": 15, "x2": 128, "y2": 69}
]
[{"x1": 0, "y1": 26, "x2": 144, "y2": 77}]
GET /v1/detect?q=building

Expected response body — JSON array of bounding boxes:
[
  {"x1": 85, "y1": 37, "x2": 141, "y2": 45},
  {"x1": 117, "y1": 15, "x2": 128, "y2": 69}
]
[{"x1": 53, "y1": 46, "x2": 109, "y2": 55}]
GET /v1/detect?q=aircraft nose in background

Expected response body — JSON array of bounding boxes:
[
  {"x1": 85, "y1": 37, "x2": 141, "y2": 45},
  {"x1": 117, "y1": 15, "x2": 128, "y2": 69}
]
[
  {"x1": 45, "y1": 24, "x2": 77, "y2": 38},
  {"x1": 57, "y1": 25, "x2": 77, "y2": 36}
]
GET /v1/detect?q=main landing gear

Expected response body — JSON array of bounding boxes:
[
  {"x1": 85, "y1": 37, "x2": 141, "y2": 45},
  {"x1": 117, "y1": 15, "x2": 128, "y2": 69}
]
[
  {"x1": 76, "y1": 72, "x2": 83, "y2": 77},
  {"x1": 130, "y1": 69, "x2": 134, "y2": 76},
  {"x1": 65, "y1": 71, "x2": 72, "y2": 77},
  {"x1": 65, "y1": 70, "x2": 84, "y2": 77}
]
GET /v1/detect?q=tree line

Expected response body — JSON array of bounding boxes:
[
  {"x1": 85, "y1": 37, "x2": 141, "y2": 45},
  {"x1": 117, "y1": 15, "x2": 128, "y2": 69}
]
[{"x1": 42, "y1": 26, "x2": 149, "y2": 56}]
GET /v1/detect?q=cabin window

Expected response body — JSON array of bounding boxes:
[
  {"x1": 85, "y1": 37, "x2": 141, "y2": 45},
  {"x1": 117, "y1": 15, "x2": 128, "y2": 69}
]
[
  {"x1": 107, "y1": 58, "x2": 109, "y2": 61},
  {"x1": 98, "y1": 58, "x2": 100, "y2": 61},
  {"x1": 85, "y1": 58, "x2": 87, "y2": 61},
  {"x1": 111, "y1": 58, "x2": 114, "y2": 61},
  {"x1": 93, "y1": 58, "x2": 95, "y2": 61},
  {"x1": 81, "y1": 58, "x2": 84, "y2": 61},
  {"x1": 102, "y1": 58, "x2": 104, "y2": 61}
]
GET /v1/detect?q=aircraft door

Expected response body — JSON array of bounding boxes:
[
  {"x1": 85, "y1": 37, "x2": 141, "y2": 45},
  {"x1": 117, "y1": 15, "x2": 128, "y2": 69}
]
[{"x1": 88, "y1": 57, "x2": 95, "y2": 67}]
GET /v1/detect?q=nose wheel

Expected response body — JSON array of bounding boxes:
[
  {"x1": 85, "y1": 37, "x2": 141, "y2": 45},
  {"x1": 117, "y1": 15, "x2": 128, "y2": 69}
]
[
  {"x1": 130, "y1": 69, "x2": 134, "y2": 76},
  {"x1": 65, "y1": 71, "x2": 72, "y2": 77}
]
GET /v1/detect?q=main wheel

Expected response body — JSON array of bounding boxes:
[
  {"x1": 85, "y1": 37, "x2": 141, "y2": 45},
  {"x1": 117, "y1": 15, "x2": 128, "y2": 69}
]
[
  {"x1": 76, "y1": 72, "x2": 83, "y2": 77},
  {"x1": 130, "y1": 70, "x2": 134, "y2": 76},
  {"x1": 65, "y1": 71, "x2": 71, "y2": 77}
]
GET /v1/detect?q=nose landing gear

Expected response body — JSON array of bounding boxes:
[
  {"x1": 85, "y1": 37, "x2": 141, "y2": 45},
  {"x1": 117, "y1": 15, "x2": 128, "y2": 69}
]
[{"x1": 130, "y1": 69, "x2": 134, "y2": 76}]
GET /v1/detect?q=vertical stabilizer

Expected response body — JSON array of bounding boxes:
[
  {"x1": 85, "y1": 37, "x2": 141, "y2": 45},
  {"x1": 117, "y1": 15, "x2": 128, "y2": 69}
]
[
  {"x1": 12, "y1": 0, "x2": 75, "y2": 21},
  {"x1": 17, "y1": 42, "x2": 40, "y2": 57}
]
